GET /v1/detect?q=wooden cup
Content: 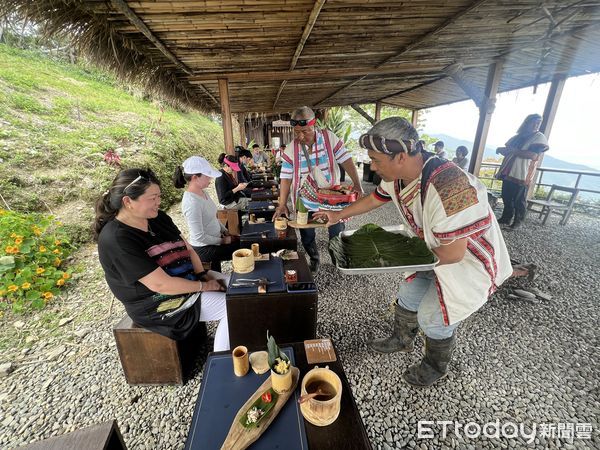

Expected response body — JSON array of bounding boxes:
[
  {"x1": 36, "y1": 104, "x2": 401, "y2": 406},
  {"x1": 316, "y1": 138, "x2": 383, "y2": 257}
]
[
  {"x1": 232, "y1": 346, "x2": 249, "y2": 377},
  {"x1": 251, "y1": 243, "x2": 260, "y2": 257},
  {"x1": 232, "y1": 249, "x2": 255, "y2": 273}
]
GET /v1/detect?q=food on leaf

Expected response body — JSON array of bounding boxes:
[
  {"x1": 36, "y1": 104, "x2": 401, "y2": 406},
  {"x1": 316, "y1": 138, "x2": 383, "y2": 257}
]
[{"x1": 329, "y1": 223, "x2": 434, "y2": 268}]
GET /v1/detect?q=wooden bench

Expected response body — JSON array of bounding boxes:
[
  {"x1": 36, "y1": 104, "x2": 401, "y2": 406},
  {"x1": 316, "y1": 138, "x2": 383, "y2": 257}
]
[
  {"x1": 113, "y1": 315, "x2": 207, "y2": 385},
  {"x1": 527, "y1": 184, "x2": 579, "y2": 225},
  {"x1": 21, "y1": 420, "x2": 126, "y2": 450}
]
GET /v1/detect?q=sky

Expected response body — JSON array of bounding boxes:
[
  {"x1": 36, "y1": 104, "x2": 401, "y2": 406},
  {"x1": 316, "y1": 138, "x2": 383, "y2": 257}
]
[{"x1": 421, "y1": 73, "x2": 600, "y2": 171}]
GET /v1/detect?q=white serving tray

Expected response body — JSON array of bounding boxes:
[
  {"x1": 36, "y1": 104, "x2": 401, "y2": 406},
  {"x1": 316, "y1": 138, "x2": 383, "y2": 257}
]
[{"x1": 336, "y1": 224, "x2": 439, "y2": 275}]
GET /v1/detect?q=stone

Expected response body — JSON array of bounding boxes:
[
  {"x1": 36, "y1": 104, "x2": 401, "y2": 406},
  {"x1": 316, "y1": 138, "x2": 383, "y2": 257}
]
[
  {"x1": 0, "y1": 362, "x2": 15, "y2": 377},
  {"x1": 46, "y1": 345, "x2": 66, "y2": 361},
  {"x1": 13, "y1": 321, "x2": 25, "y2": 329},
  {"x1": 58, "y1": 317, "x2": 74, "y2": 327},
  {"x1": 513, "y1": 289, "x2": 536, "y2": 299}
]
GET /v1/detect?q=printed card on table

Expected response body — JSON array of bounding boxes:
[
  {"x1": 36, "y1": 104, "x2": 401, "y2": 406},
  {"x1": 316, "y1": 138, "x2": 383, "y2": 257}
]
[{"x1": 304, "y1": 338, "x2": 337, "y2": 364}]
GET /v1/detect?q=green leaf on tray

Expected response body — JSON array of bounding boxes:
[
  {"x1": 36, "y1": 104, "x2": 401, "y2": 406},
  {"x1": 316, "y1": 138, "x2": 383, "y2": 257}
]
[
  {"x1": 239, "y1": 388, "x2": 279, "y2": 429},
  {"x1": 329, "y1": 223, "x2": 434, "y2": 268}
]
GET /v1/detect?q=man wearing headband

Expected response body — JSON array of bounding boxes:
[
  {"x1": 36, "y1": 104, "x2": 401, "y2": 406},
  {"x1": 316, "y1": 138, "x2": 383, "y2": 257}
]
[
  {"x1": 274, "y1": 106, "x2": 363, "y2": 273},
  {"x1": 314, "y1": 117, "x2": 511, "y2": 387}
]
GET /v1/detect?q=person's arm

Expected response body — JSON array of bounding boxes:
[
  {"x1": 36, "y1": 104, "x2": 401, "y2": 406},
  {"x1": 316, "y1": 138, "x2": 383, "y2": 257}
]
[
  {"x1": 432, "y1": 238, "x2": 468, "y2": 265},
  {"x1": 138, "y1": 266, "x2": 223, "y2": 294},
  {"x1": 273, "y1": 178, "x2": 291, "y2": 218},
  {"x1": 313, "y1": 192, "x2": 383, "y2": 225},
  {"x1": 340, "y1": 158, "x2": 364, "y2": 194}
]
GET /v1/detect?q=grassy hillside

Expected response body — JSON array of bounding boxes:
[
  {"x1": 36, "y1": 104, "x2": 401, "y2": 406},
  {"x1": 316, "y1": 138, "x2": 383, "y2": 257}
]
[{"x1": 0, "y1": 44, "x2": 226, "y2": 241}]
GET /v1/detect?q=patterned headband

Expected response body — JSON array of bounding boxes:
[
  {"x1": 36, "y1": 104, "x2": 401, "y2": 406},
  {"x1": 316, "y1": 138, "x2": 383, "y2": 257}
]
[{"x1": 359, "y1": 134, "x2": 420, "y2": 155}]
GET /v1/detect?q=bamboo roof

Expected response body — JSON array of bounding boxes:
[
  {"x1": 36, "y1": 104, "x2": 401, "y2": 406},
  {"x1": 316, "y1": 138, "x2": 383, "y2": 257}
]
[{"x1": 4, "y1": 0, "x2": 600, "y2": 113}]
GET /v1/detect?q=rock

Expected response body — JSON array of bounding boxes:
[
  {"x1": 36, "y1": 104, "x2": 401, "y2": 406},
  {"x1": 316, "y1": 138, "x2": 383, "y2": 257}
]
[
  {"x1": 74, "y1": 328, "x2": 91, "y2": 339},
  {"x1": 13, "y1": 321, "x2": 25, "y2": 329},
  {"x1": 58, "y1": 317, "x2": 74, "y2": 327},
  {"x1": 529, "y1": 288, "x2": 553, "y2": 301},
  {"x1": 25, "y1": 336, "x2": 37, "y2": 344},
  {"x1": 0, "y1": 362, "x2": 15, "y2": 377},
  {"x1": 46, "y1": 345, "x2": 66, "y2": 361}
]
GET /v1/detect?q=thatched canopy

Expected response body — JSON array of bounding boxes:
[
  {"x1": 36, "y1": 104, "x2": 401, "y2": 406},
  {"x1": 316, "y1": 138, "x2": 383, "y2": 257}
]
[{"x1": 3, "y1": 0, "x2": 600, "y2": 113}]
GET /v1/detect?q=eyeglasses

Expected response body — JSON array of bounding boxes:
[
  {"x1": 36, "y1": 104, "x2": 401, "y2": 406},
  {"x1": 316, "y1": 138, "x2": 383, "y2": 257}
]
[
  {"x1": 123, "y1": 174, "x2": 149, "y2": 193},
  {"x1": 290, "y1": 118, "x2": 316, "y2": 127}
]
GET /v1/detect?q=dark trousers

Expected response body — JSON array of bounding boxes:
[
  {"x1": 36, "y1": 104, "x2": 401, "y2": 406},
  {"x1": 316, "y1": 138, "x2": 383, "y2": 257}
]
[
  {"x1": 192, "y1": 242, "x2": 240, "y2": 272},
  {"x1": 501, "y1": 180, "x2": 528, "y2": 223},
  {"x1": 299, "y1": 217, "x2": 345, "y2": 263}
]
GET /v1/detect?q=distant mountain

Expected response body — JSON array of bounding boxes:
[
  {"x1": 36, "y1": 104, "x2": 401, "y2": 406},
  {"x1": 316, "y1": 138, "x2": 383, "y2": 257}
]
[{"x1": 432, "y1": 133, "x2": 600, "y2": 198}]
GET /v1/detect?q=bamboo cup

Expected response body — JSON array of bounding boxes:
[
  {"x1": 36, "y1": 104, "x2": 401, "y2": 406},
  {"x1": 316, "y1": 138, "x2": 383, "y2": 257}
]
[
  {"x1": 251, "y1": 243, "x2": 260, "y2": 257},
  {"x1": 232, "y1": 346, "x2": 249, "y2": 377},
  {"x1": 232, "y1": 249, "x2": 254, "y2": 273}
]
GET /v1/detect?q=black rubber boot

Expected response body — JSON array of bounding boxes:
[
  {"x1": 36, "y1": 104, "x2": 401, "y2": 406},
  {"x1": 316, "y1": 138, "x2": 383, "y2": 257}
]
[
  {"x1": 402, "y1": 334, "x2": 456, "y2": 387},
  {"x1": 368, "y1": 304, "x2": 419, "y2": 354},
  {"x1": 497, "y1": 215, "x2": 512, "y2": 225},
  {"x1": 304, "y1": 241, "x2": 320, "y2": 274}
]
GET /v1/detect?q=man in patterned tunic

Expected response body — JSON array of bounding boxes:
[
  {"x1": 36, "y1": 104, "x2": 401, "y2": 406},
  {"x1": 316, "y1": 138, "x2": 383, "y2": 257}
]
[{"x1": 315, "y1": 117, "x2": 512, "y2": 387}]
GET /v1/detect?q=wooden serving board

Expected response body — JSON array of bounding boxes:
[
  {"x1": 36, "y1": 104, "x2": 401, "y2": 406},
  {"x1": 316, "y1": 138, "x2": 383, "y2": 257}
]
[
  {"x1": 220, "y1": 366, "x2": 300, "y2": 450},
  {"x1": 288, "y1": 220, "x2": 328, "y2": 229}
]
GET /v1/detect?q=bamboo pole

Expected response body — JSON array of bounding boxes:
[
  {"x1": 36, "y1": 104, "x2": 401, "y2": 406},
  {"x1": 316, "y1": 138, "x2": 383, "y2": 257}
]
[
  {"x1": 375, "y1": 101, "x2": 382, "y2": 122},
  {"x1": 238, "y1": 113, "x2": 247, "y2": 147},
  {"x1": 469, "y1": 59, "x2": 504, "y2": 176},
  {"x1": 411, "y1": 109, "x2": 419, "y2": 128},
  {"x1": 351, "y1": 104, "x2": 375, "y2": 125},
  {"x1": 218, "y1": 78, "x2": 234, "y2": 155}
]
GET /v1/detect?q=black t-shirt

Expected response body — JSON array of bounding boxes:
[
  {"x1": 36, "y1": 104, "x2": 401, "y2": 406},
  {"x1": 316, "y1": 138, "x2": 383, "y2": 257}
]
[{"x1": 98, "y1": 210, "x2": 201, "y2": 340}]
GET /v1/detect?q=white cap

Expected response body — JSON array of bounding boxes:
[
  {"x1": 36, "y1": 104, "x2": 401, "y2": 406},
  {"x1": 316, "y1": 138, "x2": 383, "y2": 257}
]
[{"x1": 182, "y1": 156, "x2": 221, "y2": 178}]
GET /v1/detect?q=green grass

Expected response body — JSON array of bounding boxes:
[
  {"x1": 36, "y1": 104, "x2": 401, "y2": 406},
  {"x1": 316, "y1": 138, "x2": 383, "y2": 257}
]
[{"x1": 0, "y1": 43, "x2": 226, "y2": 221}]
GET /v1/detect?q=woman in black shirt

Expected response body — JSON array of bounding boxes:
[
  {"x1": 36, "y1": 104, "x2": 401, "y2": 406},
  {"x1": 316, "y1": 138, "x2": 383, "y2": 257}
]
[
  {"x1": 215, "y1": 153, "x2": 249, "y2": 208},
  {"x1": 94, "y1": 168, "x2": 230, "y2": 350}
]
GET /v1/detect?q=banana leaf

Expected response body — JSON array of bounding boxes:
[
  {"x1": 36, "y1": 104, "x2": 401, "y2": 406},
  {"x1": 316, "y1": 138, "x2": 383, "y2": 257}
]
[{"x1": 329, "y1": 224, "x2": 434, "y2": 269}]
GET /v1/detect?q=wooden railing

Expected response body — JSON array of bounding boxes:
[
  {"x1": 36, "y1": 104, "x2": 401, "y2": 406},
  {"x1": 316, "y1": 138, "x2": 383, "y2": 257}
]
[{"x1": 478, "y1": 162, "x2": 600, "y2": 212}]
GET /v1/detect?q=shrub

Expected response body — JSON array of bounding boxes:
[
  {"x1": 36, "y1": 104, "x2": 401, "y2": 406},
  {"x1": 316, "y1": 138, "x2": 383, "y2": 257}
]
[{"x1": 0, "y1": 209, "x2": 76, "y2": 313}]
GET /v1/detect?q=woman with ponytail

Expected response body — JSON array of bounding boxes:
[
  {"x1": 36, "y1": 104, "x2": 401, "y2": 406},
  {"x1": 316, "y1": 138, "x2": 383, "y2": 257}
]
[
  {"x1": 174, "y1": 156, "x2": 239, "y2": 272},
  {"x1": 94, "y1": 168, "x2": 230, "y2": 351}
]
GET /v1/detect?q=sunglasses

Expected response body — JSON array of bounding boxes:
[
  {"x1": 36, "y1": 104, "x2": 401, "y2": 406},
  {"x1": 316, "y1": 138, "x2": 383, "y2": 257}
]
[
  {"x1": 123, "y1": 174, "x2": 149, "y2": 193},
  {"x1": 290, "y1": 118, "x2": 316, "y2": 127}
]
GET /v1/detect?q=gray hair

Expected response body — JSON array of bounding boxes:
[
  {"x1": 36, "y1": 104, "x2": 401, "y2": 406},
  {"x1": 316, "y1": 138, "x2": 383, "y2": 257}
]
[
  {"x1": 365, "y1": 117, "x2": 419, "y2": 143},
  {"x1": 291, "y1": 106, "x2": 315, "y2": 120}
]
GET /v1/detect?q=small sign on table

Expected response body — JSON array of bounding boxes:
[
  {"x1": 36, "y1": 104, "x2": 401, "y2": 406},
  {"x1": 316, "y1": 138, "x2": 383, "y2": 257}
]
[{"x1": 304, "y1": 338, "x2": 337, "y2": 364}]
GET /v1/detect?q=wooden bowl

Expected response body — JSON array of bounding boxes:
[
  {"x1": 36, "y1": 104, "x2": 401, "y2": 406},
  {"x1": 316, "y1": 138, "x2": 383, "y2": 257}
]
[{"x1": 232, "y1": 249, "x2": 255, "y2": 273}]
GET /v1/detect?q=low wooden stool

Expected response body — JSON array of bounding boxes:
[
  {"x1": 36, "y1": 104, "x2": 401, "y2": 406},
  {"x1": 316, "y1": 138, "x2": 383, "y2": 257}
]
[
  {"x1": 217, "y1": 208, "x2": 241, "y2": 236},
  {"x1": 21, "y1": 420, "x2": 126, "y2": 450},
  {"x1": 113, "y1": 315, "x2": 207, "y2": 385}
]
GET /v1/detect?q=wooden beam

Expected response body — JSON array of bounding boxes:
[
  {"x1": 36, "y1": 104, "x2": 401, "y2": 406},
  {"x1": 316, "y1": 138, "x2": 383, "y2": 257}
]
[
  {"x1": 188, "y1": 64, "x2": 457, "y2": 83},
  {"x1": 351, "y1": 104, "x2": 375, "y2": 125},
  {"x1": 528, "y1": 74, "x2": 567, "y2": 198},
  {"x1": 110, "y1": 0, "x2": 218, "y2": 107},
  {"x1": 443, "y1": 63, "x2": 483, "y2": 107},
  {"x1": 315, "y1": 0, "x2": 489, "y2": 106},
  {"x1": 273, "y1": 0, "x2": 326, "y2": 110},
  {"x1": 218, "y1": 78, "x2": 234, "y2": 155},
  {"x1": 375, "y1": 102, "x2": 382, "y2": 122},
  {"x1": 469, "y1": 59, "x2": 504, "y2": 176},
  {"x1": 238, "y1": 113, "x2": 247, "y2": 147},
  {"x1": 411, "y1": 110, "x2": 419, "y2": 129}
]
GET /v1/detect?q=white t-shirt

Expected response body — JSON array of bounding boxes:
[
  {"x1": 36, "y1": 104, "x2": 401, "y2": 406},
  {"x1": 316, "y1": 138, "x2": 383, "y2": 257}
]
[{"x1": 182, "y1": 191, "x2": 226, "y2": 247}]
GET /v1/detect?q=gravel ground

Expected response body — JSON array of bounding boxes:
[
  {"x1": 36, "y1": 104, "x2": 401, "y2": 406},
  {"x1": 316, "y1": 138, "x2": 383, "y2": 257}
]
[{"x1": 1, "y1": 180, "x2": 599, "y2": 450}]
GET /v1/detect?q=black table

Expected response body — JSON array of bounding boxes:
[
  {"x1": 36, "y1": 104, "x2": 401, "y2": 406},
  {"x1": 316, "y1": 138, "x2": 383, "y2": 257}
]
[
  {"x1": 251, "y1": 188, "x2": 279, "y2": 201},
  {"x1": 226, "y1": 257, "x2": 317, "y2": 350},
  {"x1": 240, "y1": 221, "x2": 297, "y2": 253},
  {"x1": 251, "y1": 179, "x2": 278, "y2": 189},
  {"x1": 184, "y1": 341, "x2": 372, "y2": 450}
]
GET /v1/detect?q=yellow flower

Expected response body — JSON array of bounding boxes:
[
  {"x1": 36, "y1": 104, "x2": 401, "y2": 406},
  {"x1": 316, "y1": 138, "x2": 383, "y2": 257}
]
[
  {"x1": 7, "y1": 285, "x2": 18, "y2": 292},
  {"x1": 56, "y1": 278, "x2": 65, "y2": 286},
  {"x1": 12, "y1": 247, "x2": 19, "y2": 254},
  {"x1": 21, "y1": 282, "x2": 31, "y2": 289},
  {"x1": 10, "y1": 232, "x2": 17, "y2": 238},
  {"x1": 32, "y1": 226, "x2": 42, "y2": 236},
  {"x1": 53, "y1": 258, "x2": 61, "y2": 267},
  {"x1": 5, "y1": 245, "x2": 13, "y2": 253},
  {"x1": 54, "y1": 239, "x2": 61, "y2": 245},
  {"x1": 62, "y1": 272, "x2": 70, "y2": 280},
  {"x1": 42, "y1": 291, "x2": 53, "y2": 300},
  {"x1": 36, "y1": 267, "x2": 45, "y2": 274},
  {"x1": 53, "y1": 249, "x2": 61, "y2": 254},
  {"x1": 15, "y1": 237, "x2": 23, "y2": 245},
  {"x1": 0, "y1": 290, "x2": 5, "y2": 296},
  {"x1": 39, "y1": 246, "x2": 47, "y2": 253}
]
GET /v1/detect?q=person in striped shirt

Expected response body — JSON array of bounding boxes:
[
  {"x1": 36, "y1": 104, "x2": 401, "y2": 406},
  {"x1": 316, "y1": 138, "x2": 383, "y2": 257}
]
[{"x1": 273, "y1": 106, "x2": 363, "y2": 273}]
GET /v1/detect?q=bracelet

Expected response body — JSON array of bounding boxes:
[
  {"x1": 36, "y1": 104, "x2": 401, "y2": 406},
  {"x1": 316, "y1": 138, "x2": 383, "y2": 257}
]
[{"x1": 198, "y1": 281, "x2": 203, "y2": 292}]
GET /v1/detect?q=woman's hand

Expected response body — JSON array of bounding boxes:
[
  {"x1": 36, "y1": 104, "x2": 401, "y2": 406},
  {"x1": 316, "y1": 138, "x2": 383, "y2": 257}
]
[
  {"x1": 201, "y1": 279, "x2": 226, "y2": 292},
  {"x1": 312, "y1": 210, "x2": 343, "y2": 226},
  {"x1": 233, "y1": 182, "x2": 249, "y2": 193}
]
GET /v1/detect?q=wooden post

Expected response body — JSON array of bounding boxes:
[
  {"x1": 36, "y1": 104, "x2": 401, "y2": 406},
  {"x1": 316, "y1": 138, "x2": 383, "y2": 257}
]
[
  {"x1": 528, "y1": 74, "x2": 567, "y2": 198},
  {"x1": 411, "y1": 109, "x2": 419, "y2": 128},
  {"x1": 237, "y1": 113, "x2": 246, "y2": 147},
  {"x1": 218, "y1": 78, "x2": 234, "y2": 155},
  {"x1": 469, "y1": 60, "x2": 504, "y2": 176},
  {"x1": 375, "y1": 102, "x2": 382, "y2": 122}
]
